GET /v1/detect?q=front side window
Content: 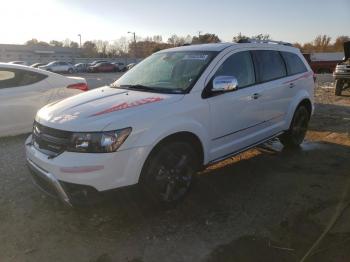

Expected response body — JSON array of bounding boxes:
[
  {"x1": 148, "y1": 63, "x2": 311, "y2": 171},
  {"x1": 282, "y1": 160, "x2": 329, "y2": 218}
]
[
  {"x1": 112, "y1": 51, "x2": 218, "y2": 93},
  {"x1": 252, "y1": 50, "x2": 286, "y2": 82},
  {"x1": 0, "y1": 68, "x2": 47, "y2": 89},
  {"x1": 281, "y1": 51, "x2": 307, "y2": 75},
  {"x1": 214, "y1": 51, "x2": 255, "y2": 88}
]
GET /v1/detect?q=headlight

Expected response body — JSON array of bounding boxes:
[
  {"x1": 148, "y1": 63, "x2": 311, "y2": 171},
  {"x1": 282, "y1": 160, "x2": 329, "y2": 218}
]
[{"x1": 67, "y1": 127, "x2": 132, "y2": 153}]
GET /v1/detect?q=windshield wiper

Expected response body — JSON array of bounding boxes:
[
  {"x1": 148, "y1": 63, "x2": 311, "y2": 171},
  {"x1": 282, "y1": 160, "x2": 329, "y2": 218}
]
[
  {"x1": 111, "y1": 84, "x2": 183, "y2": 94},
  {"x1": 121, "y1": 84, "x2": 159, "y2": 91}
]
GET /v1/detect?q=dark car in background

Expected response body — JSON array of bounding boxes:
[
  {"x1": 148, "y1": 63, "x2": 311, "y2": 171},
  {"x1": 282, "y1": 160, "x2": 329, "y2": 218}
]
[
  {"x1": 87, "y1": 62, "x2": 117, "y2": 73},
  {"x1": 74, "y1": 63, "x2": 89, "y2": 73},
  {"x1": 89, "y1": 60, "x2": 108, "y2": 66},
  {"x1": 112, "y1": 62, "x2": 126, "y2": 72}
]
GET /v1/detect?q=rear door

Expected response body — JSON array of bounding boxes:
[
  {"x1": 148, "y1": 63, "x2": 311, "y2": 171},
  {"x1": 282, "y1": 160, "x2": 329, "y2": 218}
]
[{"x1": 0, "y1": 67, "x2": 51, "y2": 136}]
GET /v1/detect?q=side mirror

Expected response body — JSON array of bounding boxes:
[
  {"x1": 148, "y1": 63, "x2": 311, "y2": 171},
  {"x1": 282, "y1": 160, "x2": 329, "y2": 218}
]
[{"x1": 211, "y1": 76, "x2": 238, "y2": 92}]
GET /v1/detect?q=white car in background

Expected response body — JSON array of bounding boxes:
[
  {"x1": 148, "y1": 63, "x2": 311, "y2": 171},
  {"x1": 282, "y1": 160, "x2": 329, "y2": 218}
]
[
  {"x1": 38, "y1": 61, "x2": 75, "y2": 74},
  {"x1": 0, "y1": 63, "x2": 88, "y2": 137},
  {"x1": 8, "y1": 61, "x2": 29, "y2": 66}
]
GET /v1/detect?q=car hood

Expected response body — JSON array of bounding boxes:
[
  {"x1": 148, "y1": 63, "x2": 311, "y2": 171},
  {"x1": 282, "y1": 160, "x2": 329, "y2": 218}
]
[{"x1": 36, "y1": 86, "x2": 184, "y2": 131}]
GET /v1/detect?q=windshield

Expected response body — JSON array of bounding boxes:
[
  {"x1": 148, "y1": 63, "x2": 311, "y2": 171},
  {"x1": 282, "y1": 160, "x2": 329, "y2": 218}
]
[{"x1": 112, "y1": 51, "x2": 217, "y2": 93}]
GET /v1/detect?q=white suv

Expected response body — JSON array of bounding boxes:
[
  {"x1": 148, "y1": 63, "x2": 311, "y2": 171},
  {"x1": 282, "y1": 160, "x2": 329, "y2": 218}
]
[{"x1": 25, "y1": 41, "x2": 314, "y2": 206}]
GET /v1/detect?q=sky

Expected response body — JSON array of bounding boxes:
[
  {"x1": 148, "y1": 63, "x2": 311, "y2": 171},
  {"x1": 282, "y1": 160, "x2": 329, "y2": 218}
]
[{"x1": 0, "y1": 0, "x2": 349, "y2": 45}]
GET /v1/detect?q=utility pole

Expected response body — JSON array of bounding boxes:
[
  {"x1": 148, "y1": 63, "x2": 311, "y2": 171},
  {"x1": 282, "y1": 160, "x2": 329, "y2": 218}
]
[
  {"x1": 128, "y1": 31, "x2": 136, "y2": 60},
  {"x1": 78, "y1": 34, "x2": 82, "y2": 48}
]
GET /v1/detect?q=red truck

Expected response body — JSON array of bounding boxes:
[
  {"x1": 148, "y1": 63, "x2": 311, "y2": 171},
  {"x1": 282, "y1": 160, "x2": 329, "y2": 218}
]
[{"x1": 303, "y1": 52, "x2": 344, "y2": 74}]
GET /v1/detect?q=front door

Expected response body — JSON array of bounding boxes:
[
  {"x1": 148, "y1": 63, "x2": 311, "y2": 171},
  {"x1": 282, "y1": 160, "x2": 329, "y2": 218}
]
[{"x1": 207, "y1": 51, "x2": 267, "y2": 161}]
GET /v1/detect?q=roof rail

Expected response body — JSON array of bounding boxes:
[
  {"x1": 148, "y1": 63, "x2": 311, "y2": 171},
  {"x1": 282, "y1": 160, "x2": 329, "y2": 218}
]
[{"x1": 237, "y1": 38, "x2": 292, "y2": 46}]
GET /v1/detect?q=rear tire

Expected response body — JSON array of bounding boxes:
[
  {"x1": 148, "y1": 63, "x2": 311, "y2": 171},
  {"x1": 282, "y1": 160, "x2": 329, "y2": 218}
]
[
  {"x1": 279, "y1": 106, "x2": 310, "y2": 148},
  {"x1": 139, "y1": 141, "x2": 200, "y2": 205},
  {"x1": 335, "y1": 80, "x2": 344, "y2": 96}
]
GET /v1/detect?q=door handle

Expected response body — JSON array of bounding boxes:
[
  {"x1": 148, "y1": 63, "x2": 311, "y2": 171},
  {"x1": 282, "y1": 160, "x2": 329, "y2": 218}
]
[
  {"x1": 289, "y1": 83, "x2": 295, "y2": 88},
  {"x1": 251, "y1": 93, "x2": 261, "y2": 99}
]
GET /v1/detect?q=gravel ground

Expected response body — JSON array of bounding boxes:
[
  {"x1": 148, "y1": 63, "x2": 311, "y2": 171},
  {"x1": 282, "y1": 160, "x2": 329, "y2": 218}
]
[{"x1": 1, "y1": 75, "x2": 350, "y2": 262}]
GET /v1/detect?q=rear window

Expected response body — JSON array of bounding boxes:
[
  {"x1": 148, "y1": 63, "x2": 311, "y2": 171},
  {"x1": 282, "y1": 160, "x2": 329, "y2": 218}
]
[
  {"x1": 281, "y1": 52, "x2": 307, "y2": 75},
  {"x1": 252, "y1": 50, "x2": 286, "y2": 82},
  {"x1": 0, "y1": 68, "x2": 48, "y2": 89}
]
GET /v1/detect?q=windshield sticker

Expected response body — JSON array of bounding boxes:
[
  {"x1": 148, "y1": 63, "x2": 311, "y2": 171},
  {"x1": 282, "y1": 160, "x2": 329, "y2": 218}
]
[
  {"x1": 182, "y1": 54, "x2": 208, "y2": 61},
  {"x1": 89, "y1": 97, "x2": 163, "y2": 117}
]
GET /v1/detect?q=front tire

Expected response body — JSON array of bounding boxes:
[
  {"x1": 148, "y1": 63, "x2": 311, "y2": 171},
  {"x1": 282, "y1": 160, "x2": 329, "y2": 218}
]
[
  {"x1": 140, "y1": 142, "x2": 199, "y2": 204},
  {"x1": 335, "y1": 80, "x2": 344, "y2": 96},
  {"x1": 279, "y1": 106, "x2": 310, "y2": 148}
]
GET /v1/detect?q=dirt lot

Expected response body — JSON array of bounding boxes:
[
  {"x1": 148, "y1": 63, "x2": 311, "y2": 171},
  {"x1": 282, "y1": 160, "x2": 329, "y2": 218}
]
[{"x1": 0, "y1": 75, "x2": 350, "y2": 262}]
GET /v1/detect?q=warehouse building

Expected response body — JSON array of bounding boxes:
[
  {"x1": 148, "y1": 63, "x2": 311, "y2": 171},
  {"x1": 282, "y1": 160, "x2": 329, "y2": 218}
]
[{"x1": 0, "y1": 44, "x2": 81, "y2": 64}]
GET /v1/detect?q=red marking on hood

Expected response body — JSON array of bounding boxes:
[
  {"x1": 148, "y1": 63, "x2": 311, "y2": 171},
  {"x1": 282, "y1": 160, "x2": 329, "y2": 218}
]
[
  {"x1": 90, "y1": 97, "x2": 163, "y2": 117},
  {"x1": 283, "y1": 71, "x2": 313, "y2": 84}
]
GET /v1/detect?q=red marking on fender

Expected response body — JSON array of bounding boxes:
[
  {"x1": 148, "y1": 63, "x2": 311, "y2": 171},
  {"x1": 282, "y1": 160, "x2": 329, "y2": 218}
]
[
  {"x1": 283, "y1": 71, "x2": 313, "y2": 84},
  {"x1": 89, "y1": 97, "x2": 163, "y2": 117},
  {"x1": 60, "y1": 165, "x2": 104, "y2": 173}
]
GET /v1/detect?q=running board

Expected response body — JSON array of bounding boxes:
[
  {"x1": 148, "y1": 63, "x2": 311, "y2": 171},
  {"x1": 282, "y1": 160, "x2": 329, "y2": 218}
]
[{"x1": 207, "y1": 132, "x2": 284, "y2": 166}]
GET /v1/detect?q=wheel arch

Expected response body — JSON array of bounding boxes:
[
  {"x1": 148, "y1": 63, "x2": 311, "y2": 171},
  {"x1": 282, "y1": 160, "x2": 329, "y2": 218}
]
[
  {"x1": 285, "y1": 91, "x2": 313, "y2": 130},
  {"x1": 142, "y1": 131, "x2": 205, "y2": 172},
  {"x1": 297, "y1": 98, "x2": 312, "y2": 118}
]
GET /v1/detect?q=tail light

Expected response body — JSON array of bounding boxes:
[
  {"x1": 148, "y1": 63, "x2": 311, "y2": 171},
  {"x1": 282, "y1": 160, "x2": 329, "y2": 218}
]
[{"x1": 67, "y1": 82, "x2": 89, "y2": 91}]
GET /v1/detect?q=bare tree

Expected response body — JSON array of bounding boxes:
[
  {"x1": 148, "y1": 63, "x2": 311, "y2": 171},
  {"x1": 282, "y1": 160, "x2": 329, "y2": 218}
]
[
  {"x1": 333, "y1": 36, "x2": 350, "y2": 52},
  {"x1": 69, "y1": 41, "x2": 79, "y2": 48},
  {"x1": 25, "y1": 39, "x2": 39, "y2": 45},
  {"x1": 49, "y1": 40, "x2": 63, "y2": 47},
  {"x1": 313, "y1": 35, "x2": 332, "y2": 52},
  {"x1": 192, "y1": 33, "x2": 220, "y2": 44},
  {"x1": 82, "y1": 41, "x2": 98, "y2": 57}
]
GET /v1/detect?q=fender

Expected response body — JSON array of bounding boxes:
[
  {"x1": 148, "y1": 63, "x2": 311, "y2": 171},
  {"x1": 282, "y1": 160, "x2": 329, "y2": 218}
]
[{"x1": 133, "y1": 116, "x2": 211, "y2": 164}]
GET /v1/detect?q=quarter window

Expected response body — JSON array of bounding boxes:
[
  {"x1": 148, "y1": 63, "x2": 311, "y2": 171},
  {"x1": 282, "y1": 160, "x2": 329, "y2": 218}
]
[
  {"x1": 281, "y1": 51, "x2": 307, "y2": 75},
  {"x1": 252, "y1": 50, "x2": 286, "y2": 82},
  {"x1": 214, "y1": 51, "x2": 255, "y2": 88},
  {"x1": 0, "y1": 68, "x2": 48, "y2": 89}
]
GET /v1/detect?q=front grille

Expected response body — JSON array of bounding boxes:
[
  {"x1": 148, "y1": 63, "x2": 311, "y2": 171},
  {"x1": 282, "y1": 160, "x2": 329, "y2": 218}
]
[{"x1": 32, "y1": 122, "x2": 71, "y2": 156}]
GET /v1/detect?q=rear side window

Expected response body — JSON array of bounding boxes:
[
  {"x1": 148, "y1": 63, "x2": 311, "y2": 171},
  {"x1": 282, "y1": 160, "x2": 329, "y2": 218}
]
[
  {"x1": 281, "y1": 52, "x2": 307, "y2": 75},
  {"x1": 214, "y1": 51, "x2": 255, "y2": 88},
  {"x1": 0, "y1": 68, "x2": 48, "y2": 89},
  {"x1": 252, "y1": 50, "x2": 286, "y2": 82}
]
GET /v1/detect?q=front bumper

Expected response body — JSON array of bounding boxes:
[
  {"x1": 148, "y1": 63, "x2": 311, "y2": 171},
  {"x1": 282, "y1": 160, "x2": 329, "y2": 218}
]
[
  {"x1": 25, "y1": 135, "x2": 149, "y2": 205},
  {"x1": 26, "y1": 158, "x2": 72, "y2": 206}
]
